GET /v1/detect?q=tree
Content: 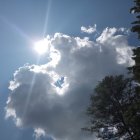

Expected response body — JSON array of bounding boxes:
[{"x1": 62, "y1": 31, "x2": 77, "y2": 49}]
[
  {"x1": 128, "y1": 48, "x2": 140, "y2": 138},
  {"x1": 131, "y1": 0, "x2": 140, "y2": 39},
  {"x1": 130, "y1": 0, "x2": 140, "y2": 83},
  {"x1": 129, "y1": 47, "x2": 140, "y2": 83},
  {"x1": 85, "y1": 75, "x2": 137, "y2": 139},
  {"x1": 126, "y1": 1, "x2": 140, "y2": 138}
]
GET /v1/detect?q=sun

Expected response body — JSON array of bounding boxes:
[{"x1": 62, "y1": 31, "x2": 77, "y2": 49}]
[{"x1": 34, "y1": 39, "x2": 49, "y2": 55}]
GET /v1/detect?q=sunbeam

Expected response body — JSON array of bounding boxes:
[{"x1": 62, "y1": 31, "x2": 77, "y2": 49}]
[
  {"x1": 21, "y1": 69, "x2": 37, "y2": 122},
  {"x1": 34, "y1": 38, "x2": 49, "y2": 55},
  {"x1": 0, "y1": 15, "x2": 32, "y2": 42},
  {"x1": 43, "y1": 0, "x2": 52, "y2": 37}
]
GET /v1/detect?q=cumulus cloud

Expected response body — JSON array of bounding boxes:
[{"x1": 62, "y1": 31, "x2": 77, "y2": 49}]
[
  {"x1": 5, "y1": 27, "x2": 134, "y2": 140},
  {"x1": 81, "y1": 24, "x2": 97, "y2": 34},
  {"x1": 33, "y1": 128, "x2": 46, "y2": 140}
]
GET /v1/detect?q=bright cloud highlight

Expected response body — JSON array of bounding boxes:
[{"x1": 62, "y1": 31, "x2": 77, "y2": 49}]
[
  {"x1": 81, "y1": 24, "x2": 97, "y2": 34},
  {"x1": 34, "y1": 39, "x2": 49, "y2": 55}
]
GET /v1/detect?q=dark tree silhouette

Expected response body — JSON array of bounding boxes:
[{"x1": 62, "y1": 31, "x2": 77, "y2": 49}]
[
  {"x1": 130, "y1": 0, "x2": 140, "y2": 82},
  {"x1": 131, "y1": 0, "x2": 140, "y2": 39},
  {"x1": 85, "y1": 75, "x2": 138, "y2": 139},
  {"x1": 128, "y1": 1, "x2": 140, "y2": 139}
]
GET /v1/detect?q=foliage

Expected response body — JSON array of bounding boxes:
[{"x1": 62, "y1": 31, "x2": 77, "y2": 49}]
[
  {"x1": 129, "y1": 1, "x2": 140, "y2": 138},
  {"x1": 131, "y1": 0, "x2": 140, "y2": 39},
  {"x1": 128, "y1": 47, "x2": 140, "y2": 83},
  {"x1": 85, "y1": 75, "x2": 140, "y2": 139},
  {"x1": 130, "y1": 0, "x2": 140, "y2": 83}
]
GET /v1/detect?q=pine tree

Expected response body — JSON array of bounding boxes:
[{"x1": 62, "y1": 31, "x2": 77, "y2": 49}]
[
  {"x1": 131, "y1": 0, "x2": 140, "y2": 39},
  {"x1": 130, "y1": 0, "x2": 140, "y2": 82}
]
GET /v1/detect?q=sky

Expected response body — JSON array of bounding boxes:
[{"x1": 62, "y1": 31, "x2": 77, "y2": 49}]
[{"x1": 0, "y1": 0, "x2": 139, "y2": 140}]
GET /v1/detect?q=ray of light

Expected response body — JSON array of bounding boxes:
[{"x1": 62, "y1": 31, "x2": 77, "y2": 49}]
[
  {"x1": 34, "y1": 38, "x2": 49, "y2": 55},
  {"x1": 0, "y1": 15, "x2": 32, "y2": 42},
  {"x1": 42, "y1": 0, "x2": 52, "y2": 37},
  {"x1": 19, "y1": 0, "x2": 53, "y2": 117},
  {"x1": 2, "y1": 0, "x2": 53, "y2": 121},
  {"x1": 21, "y1": 71, "x2": 37, "y2": 121}
]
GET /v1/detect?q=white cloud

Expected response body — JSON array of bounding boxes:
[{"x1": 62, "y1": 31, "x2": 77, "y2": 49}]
[
  {"x1": 81, "y1": 24, "x2": 97, "y2": 34},
  {"x1": 96, "y1": 27, "x2": 130, "y2": 44},
  {"x1": 116, "y1": 47, "x2": 134, "y2": 65},
  {"x1": 5, "y1": 27, "x2": 134, "y2": 140},
  {"x1": 96, "y1": 27, "x2": 117, "y2": 44},
  {"x1": 33, "y1": 128, "x2": 46, "y2": 140}
]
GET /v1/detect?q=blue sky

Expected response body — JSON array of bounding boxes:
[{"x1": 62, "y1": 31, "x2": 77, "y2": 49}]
[
  {"x1": 0, "y1": 0, "x2": 136, "y2": 85},
  {"x1": 0, "y1": 0, "x2": 138, "y2": 140}
]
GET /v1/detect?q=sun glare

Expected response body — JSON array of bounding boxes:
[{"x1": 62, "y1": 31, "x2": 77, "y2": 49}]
[{"x1": 34, "y1": 39, "x2": 49, "y2": 55}]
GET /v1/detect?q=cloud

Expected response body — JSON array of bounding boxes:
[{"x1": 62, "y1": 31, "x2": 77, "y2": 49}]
[
  {"x1": 5, "y1": 27, "x2": 134, "y2": 140},
  {"x1": 33, "y1": 128, "x2": 46, "y2": 140},
  {"x1": 81, "y1": 24, "x2": 97, "y2": 34}
]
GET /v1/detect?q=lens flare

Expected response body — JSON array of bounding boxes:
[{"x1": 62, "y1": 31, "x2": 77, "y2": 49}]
[{"x1": 34, "y1": 39, "x2": 49, "y2": 55}]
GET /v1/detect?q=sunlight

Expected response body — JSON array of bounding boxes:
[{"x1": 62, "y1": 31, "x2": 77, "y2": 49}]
[
  {"x1": 48, "y1": 71, "x2": 69, "y2": 95},
  {"x1": 55, "y1": 82, "x2": 69, "y2": 96},
  {"x1": 48, "y1": 48, "x2": 61, "y2": 67},
  {"x1": 34, "y1": 39, "x2": 49, "y2": 55}
]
